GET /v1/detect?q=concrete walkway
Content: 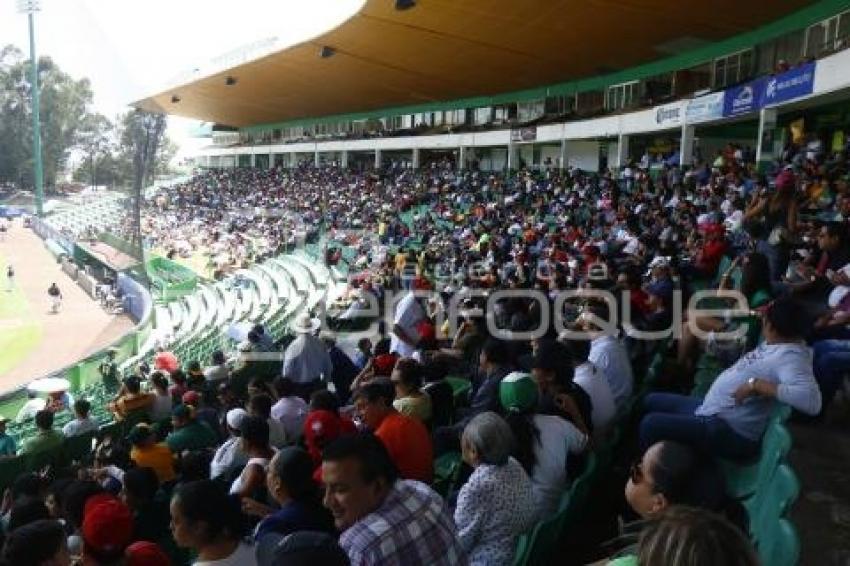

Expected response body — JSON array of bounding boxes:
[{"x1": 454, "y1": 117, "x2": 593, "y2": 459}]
[{"x1": 0, "y1": 218, "x2": 133, "y2": 387}]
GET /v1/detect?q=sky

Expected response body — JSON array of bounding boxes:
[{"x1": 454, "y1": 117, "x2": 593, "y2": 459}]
[{"x1": 0, "y1": 0, "x2": 364, "y2": 158}]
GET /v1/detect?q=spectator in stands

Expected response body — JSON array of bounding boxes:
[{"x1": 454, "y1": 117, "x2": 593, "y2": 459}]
[
  {"x1": 254, "y1": 530, "x2": 349, "y2": 566},
  {"x1": 390, "y1": 357, "x2": 432, "y2": 424},
  {"x1": 80, "y1": 494, "x2": 134, "y2": 566},
  {"x1": 622, "y1": 506, "x2": 758, "y2": 566},
  {"x1": 211, "y1": 408, "x2": 249, "y2": 481},
  {"x1": 123, "y1": 541, "x2": 171, "y2": 566},
  {"x1": 353, "y1": 337, "x2": 372, "y2": 370},
  {"x1": 390, "y1": 288, "x2": 426, "y2": 357},
  {"x1": 154, "y1": 347, "x2": 180, "y2": 375},
  {"x1": 182, "y1": 390, "x2": 220, "y2": 440},
  {"x1": 8, "y1": 497, "x2": 50, "y2": 532},
  {"x1": 248, "y1": 394, "x2": 287, "y2": 448},
  {"x1": 204, "y1": 350, "x2": 230, "y2": 386},
  {"x1": 499, "y1": 373, "x2": 587, "y2": 518},
  {"x1": 677, "y1": 252, "x2": 773, "y2": 372},
  {"x1": 455, "y1": 412, "x2": 537, "y2": 566},
  {"x1": 127, "y1": 424, "x2": 175, "y2": 484},
  {"x1": 252, "y1": 323, "x2": 276, "y2": 352},
  {"x1": 283, "y1": 314, "x2": 333, "y2": 400},
  {"x1": 121, "y1": 467, "x2": 169, "y2": 545},
  {"x1": 98, "y1": 348, "x2": 120, "y2": 390},
  {"x1": 582, "y1": 303, "x2": 635, "y2": 409},
  {"x1": 170, "y1": 480, "x2": 256, "y2": 565},
  {"x1": 250, "y1": 447, "x2": 335, "y2": 540},
  {"x1": 529, "y1": 339, "x2": 592, "y2": 435},
  {"x1": 21, "y1": 410, "x2": 64, "y2": 456},
  {"x1": 16, "y1": 390, "x2": 46, "y2": 423},
  {"x1": 186, "y1": 361, "x2": 207, "y2": 390},
  {"x1": 230, "y1": 416, "x2": 275, "y2": 500},
  {"x1": 148, "y1": 372, "x2": 173, "y2": 423},
  {"x1": 321, "y1": 433, "x2": 464, "y2": 565},
  {"x1": 743, "y1": 167, "x2": 798, "y2": 281},
  {"x1": 624, "y1": 441, "x2": 744, "y2": 528},
  {"x1": 0, "y1": 417, "x2": 16, "y2": 458},
  {"x1": 271, "y1": 378, "x2": 308, "y2": 443},
  {"x1": 2, "y1": 519, "x2": 71, "y2": 566},
  {"x1": 303, "y1": 392, "x2": 356, "y2": 479},
  {"x1": 321, "y1": 334, "x2": 359, "y2": 404},
  {"x1": 640, "y1": 298, "x2": 821, "y2": 460},
  {"x1": 353, "y1": 380, "x2": 433, "y2": 483},
  {"x1": 168, "y1": 371, "x2": 189, "y2": 405},
  {"x1": 63, "y1": 399, "x2": 98, "y2": 437},
  {"x1": 166, "y1": 404, "x2": 218, "y2": 454},
  {"x1": 109, "y1": 377, "x2": 154, "y2": 421},
  {"x1": 561, "y1": 336, "x2": 617, "y2": 435}
]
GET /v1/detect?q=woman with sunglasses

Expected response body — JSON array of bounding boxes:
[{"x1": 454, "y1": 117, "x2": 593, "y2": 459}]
[{"x1": 598, "y1": 441, "x2": 746, "y2": 562}]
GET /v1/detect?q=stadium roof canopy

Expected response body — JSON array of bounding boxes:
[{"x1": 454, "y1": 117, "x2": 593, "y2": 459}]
[{"x1": 134, "y1": 0, "x2": 817, "y2": 129}]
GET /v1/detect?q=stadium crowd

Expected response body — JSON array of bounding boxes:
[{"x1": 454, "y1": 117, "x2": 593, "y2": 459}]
[{"x1": 2, "y1": 127, "x2": 850, "y2": 566}]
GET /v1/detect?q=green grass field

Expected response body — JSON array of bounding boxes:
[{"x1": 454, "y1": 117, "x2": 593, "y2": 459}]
[{"x1": 0, "y1": 255, "x2": 43, "y2": 378}]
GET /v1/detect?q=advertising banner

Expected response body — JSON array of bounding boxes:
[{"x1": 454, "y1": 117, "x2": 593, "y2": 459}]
[
  {"x1": 723, "y1": 78, "x2": 766, "y2": 117},
  {"x1": 511, "y1": 126, "x2": 537, "y2": 142},
  {"x1": 685, "y1": 92, "x2": 725, "y2": 123},
  {"x1": 653, "y1": 102, "x2": 684, "y2": 127},
  {"x1": 761, "y1": 61, "x2": 816, "y2": 107}
]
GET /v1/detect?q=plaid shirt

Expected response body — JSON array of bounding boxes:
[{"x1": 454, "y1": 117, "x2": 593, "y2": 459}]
[{"x1": 340, "y1": 480, "x2": 467, "y2": 566}]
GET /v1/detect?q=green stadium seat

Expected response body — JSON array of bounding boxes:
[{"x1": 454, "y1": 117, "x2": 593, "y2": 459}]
[
  {"x1": 432, "y1": 451, "x2": 462, "y2": 498},
  {"x1": 744, "y1": 463, "x2": 800, "y2": 548},
  {"x1": 757, "y1": 518, "x2": 801, "y2": 566},
  {"x1": 720, "y1": 408, "x2": 791, "y2": 499},
  {"x1": 444, "y1": 376, "x2": 471, "y2": 405}
]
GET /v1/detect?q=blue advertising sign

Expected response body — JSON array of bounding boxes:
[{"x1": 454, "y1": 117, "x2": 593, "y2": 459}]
[
  {"x1": 723, "y1": 78, "x2": 766, "y2": 117},
  {"x1": 686, "y1": 92, "x2": 725, "y2": 123},
  {"x1": 761, "y1": 61, "x2": 816, "y2": 107}
]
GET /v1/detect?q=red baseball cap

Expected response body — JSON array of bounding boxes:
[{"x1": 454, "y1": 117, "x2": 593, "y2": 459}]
[
  {"x1": 83, "y1": 495, "x2": 133, "y2": 558},
  {"x1": 181, "y1": 390, "x2": 201, "y2": 406},
  {"x1": 125, "y1": 542, "x2": 171, "y2": 566}
]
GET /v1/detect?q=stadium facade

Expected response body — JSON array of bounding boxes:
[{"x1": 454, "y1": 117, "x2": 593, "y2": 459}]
[{"x1": 135, "y1": 0, "x2": 850, "y2": 174}]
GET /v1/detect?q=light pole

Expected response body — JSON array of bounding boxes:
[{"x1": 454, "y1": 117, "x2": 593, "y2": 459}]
[{"x1": 17, "y1": 0, "x2": 44, "y2": 217}]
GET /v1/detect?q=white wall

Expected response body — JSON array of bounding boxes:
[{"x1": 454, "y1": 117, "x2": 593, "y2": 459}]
[{"x1": 564, "y1": 141, "x2": 600, "y2": 172}]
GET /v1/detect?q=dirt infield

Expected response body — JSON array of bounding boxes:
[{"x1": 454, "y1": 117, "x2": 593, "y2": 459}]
[{"x1": 0, "y1": 218, "x2": 133, "y2": 388}]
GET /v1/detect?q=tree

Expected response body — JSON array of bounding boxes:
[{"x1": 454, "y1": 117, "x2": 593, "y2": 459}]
[
  {"x1": 0, "y1": 44, "x2": 95, "y2": 192},
  {"x1": 76, "y1": 113, "x2": 112, "y2": 187}
]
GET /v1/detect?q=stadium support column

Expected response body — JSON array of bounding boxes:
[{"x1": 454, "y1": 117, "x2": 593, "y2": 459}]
[
  {"x1": 756, "y1": 107, "x2": 778, "y2": 172},
  {"x1": 559, "y1": 139, "x2": 567, "y2": 171},
  {"x1": 412, "y1": 148, "x2": 420, "y2": 169},
  {"x1": 314, "y1": 149, "x2": 320, "y2": 168},
  {"x1": 507, "y1": 143, "x2": 519, "y2": 173},
  {"x1": 374, "y1": 149, "x2": 382, "y2": 169},
  {"x1": 680, "y1": 124, "x2": 695, "y2": 168},
  {"x1": 613, "y1": 134, "x2": 629, "y2": 171},
  {"x1": 458, "y1": 146, "x2": 466, "y2": 170},
  {"x1": 268, "y1": 153, "x2": 274, "y2": 169},
  {"x1": 250, "y1": 153, "x2": 256, "y2": 168},
  {"x1": 341, "y1": 150, "x2": 349, "y2": 168}
]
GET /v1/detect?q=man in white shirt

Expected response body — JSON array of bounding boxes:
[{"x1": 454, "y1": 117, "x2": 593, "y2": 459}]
[
  {"x1": 271, "y1": 377, "x2": 309, "y2": 442},
  {"x1": 210, "y1": 408, "x2": 249, "y2": 480},
  {"x1": 62, "y1": 399, "x2": 98, "y2": 438},
  {"x1": 283, "y1": 314, "x2": 333, "y2": 399},
  {"x1": 582, "y1": 304, "x2": 634, "y2": 409},
  {"x1": 562, "y1": 337, "x2": 617, "y2": 435},
  {"x1": 390, "y1": 290, "x2": 425, "y2": 358}
]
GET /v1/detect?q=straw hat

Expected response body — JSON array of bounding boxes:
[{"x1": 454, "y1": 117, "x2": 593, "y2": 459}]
[{"x1": 292, "y1": 312, "x2": 321, "y2": 334}]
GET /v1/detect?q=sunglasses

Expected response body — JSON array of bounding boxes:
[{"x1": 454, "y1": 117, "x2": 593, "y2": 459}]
[{"x1": 629, "y1": 461, "x2": 645, "y2": 484}]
